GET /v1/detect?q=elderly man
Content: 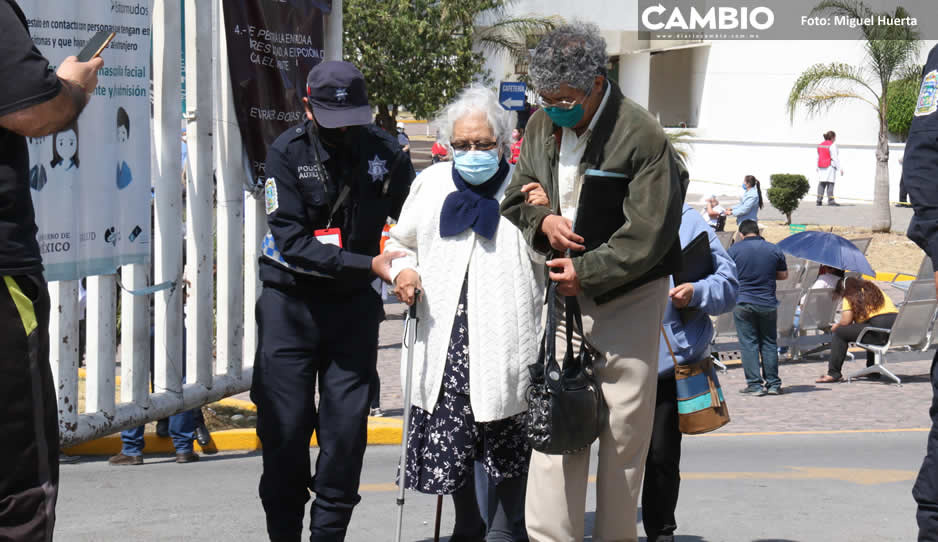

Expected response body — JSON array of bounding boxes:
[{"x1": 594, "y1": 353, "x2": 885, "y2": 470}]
[{"x1": 500, "y1": 22, "x2": 687, "y2": 541}]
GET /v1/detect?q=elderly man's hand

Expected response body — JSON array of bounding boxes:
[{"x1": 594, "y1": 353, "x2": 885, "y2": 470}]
[
  {"x1": 541, "y1": 215, "x2": 585, "y2": 252},
  {"x1": 522, "y1": 182, "x2": 549, "y2": 207},
  {"x1": 393, "y1": 268, "x2": 422, "y2": 306},
  {"x1": 669, "y1": 283, "x2": 694, "y2": 309},
  {"x1": 547, "y1": 258, "x2": 582, "y2": 296}
]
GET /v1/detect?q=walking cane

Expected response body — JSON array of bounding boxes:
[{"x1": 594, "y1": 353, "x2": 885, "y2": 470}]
[{"x1": 394, "y1": 289, "x2": 421, "y2": 542}]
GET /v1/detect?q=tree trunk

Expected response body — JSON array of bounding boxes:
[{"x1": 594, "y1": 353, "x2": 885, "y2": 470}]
[
  {"x1": 871, "y1": 119, "x2": 892, "y2": 233},
  {"x1": 786, "y1": 212, "x2": 792, "y2": 225},
  {"x1": 374, "y1": 103, "x2": 396, "y2": 134}
]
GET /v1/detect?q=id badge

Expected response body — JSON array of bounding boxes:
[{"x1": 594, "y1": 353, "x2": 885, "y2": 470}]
[{"x1": 314, "y1": 228, "x2": 343, "y2": 248}]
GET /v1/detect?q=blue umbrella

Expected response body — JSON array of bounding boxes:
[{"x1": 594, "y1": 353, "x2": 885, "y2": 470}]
[{"x1": 776, "y1": 231, "x2": 875, "y2": 276}]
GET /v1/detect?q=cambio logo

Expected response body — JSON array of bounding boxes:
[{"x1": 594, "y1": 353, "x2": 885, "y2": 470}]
[{"x1": 642, "y1": 3, "x2": 775, "y2": 31}]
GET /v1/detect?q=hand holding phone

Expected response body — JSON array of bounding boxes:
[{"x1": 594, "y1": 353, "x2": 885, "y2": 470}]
[{"x1": 77, "y1": 31, "x2": 116, "y2": 62}]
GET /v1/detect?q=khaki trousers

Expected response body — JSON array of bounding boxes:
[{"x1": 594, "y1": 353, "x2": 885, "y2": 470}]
[{"x1": 526, "y1": 278, "x2": 668, "y2": 542}]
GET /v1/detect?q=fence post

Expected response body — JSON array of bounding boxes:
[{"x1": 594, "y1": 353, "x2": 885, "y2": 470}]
[
  {"x1": 184, "y1": 0, "x2": 215, "y2": 389},
  {"x1": 85, "y1": 276, "x2": 116, "y2": 415},
  {"x1": 120, "y1": 264, "x2": 150, "y2": 405},
  {"x1": 49, "y1": 281, "x2": 79, "y2": 436},
  {"x1": 152, "y1": 0, "x2": 184, "y2": 396},
  {"x1": 215, "y1": 1, "x2": 245, "y2": 379}
]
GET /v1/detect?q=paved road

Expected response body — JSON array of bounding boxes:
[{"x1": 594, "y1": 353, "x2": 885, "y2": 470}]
[{"x1": 56, "y1": 430, "x2": 928, "y2": 541}]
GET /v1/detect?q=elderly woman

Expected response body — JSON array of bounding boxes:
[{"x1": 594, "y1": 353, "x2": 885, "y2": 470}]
[{"x1": 386, "y1": 86, "x2": 545, "y2": 542}]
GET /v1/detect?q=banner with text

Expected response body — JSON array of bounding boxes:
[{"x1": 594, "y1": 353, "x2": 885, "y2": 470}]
[
  {"x1": 223, "y1": 0, "x2": 327, "y2": 187},
  {"x1": 20, "y1": 0, "x2": 152, "y2": 282}
]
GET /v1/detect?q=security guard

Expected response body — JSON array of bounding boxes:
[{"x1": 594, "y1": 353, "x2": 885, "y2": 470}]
[
  {"x1": 906, "y1": 43, "x2": 938, "y2": 542},
  {"x1": 250, "y1": 61, "x2": 414, "y2": 542}
]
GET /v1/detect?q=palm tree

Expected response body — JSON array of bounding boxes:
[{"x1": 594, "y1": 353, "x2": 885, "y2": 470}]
[
  {"x1": 473, "y1": 2, "x2": 559, "y2": 80},
  {"x1": 786, "y1": 0, "x2": 920, "y2": 232}
]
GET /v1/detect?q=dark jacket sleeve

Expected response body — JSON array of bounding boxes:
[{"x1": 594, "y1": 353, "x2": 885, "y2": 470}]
[
  {"x1": 905, "y1": 45, "x2": 938, "y2": 269},
  {"x1": 265, "y1": 146, "x2": 373, "y2": 276},
  {"x1": 573, "y1": 135, "x2": 687, "y2": 297},
  {"x1": 500, "y1": 131, "x2": 553, "y2": 255}
]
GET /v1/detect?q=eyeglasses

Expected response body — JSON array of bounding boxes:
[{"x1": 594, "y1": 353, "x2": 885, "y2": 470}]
[
  {"x1": 536, "y1": 85, "x2": 594, "y2": 111},
  {"x1": 450, "y1": 140, "x2": 498, "y2": 152}
]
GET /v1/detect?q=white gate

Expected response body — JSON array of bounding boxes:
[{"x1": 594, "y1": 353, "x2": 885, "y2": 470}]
[{"x1": 52, "y1": 0, "x2": 342, "y2": 448}]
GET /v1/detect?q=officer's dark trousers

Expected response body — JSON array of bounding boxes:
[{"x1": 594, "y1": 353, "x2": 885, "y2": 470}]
[
  {"x1": 642, "y1": 373, "x2": 681, "y2": 542},
  {"x1": 914, "y1": 352, "x2": 938, "y2": 541},
  {"x1": 252, "y1": 283, "x2": 382, "y2": 542},
  {"x1": 0, "y1": 274, "x2": 57, "y2": 542}
]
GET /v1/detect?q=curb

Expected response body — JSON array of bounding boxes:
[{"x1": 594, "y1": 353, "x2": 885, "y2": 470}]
[{"x1": 62, "y1": 413, "x2": 404, "y2": 456}]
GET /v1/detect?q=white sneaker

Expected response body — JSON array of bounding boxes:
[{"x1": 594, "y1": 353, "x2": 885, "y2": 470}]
[{"x1": 370, "y1": 407, "x2": 385, "y2": 417}]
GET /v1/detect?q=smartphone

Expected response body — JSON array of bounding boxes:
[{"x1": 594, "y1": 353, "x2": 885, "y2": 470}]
[{"x1": 77, "y1": 31, "x2": 116, "y2": 62}]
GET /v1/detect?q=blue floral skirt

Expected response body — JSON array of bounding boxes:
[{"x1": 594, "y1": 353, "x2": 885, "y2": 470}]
[{"x1": 404, "y1": 277, "x2": 529, "y2": 495}]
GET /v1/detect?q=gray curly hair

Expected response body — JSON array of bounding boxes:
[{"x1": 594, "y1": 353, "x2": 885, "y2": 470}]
[{"x1": 529, "y1": 22, "x2": 608, "y2": 93}]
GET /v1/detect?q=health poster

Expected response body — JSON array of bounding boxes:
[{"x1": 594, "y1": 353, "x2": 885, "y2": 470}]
[{"x1": 20, "y1": 0, "x2": 152, "y2": 281}]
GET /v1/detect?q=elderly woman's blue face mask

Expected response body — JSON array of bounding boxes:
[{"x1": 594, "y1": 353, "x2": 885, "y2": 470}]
[{"x1": 451, "y1": 112, "x2": 502, "y2": 184}]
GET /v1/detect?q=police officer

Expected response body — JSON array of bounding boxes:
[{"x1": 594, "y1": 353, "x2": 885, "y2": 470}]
[
  {"x1": 250, "y1": 61, "x2": 414, "y2": 542},
  {"x1": 906, "y1": 43, "x2": 938, "y2": 542}
]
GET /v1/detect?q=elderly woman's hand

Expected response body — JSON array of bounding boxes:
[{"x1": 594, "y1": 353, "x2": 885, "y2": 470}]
[
  {"x1": 393, "y1": 269, "x2": 423, "y2": 306},
  {"x1": 522, "y1": 182, "x2": 549, "y2": 207}
]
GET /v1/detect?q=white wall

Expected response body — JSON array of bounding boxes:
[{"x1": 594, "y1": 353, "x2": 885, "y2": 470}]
[{"x1": 682, "y1": 39, "x2": 937, "y2": 203}]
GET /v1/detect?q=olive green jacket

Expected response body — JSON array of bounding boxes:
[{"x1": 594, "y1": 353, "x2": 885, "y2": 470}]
[{"x1": 500, "y1": 82, "x2": 689, "y2": 304}]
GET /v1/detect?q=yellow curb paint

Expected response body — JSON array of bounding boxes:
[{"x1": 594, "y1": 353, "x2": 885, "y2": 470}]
[
  {"x1": 585, "y1": 466, "x2": 915, "y2": 486},
  {"x1": 215, "y1": 397, "x2": 257, "y2": 412},
  {"x1": 63, "y1": 418, "x2": 404, "y2": 456},
  {"x1": 359, "y1": 466, "x2": 916, "y2": 493}
]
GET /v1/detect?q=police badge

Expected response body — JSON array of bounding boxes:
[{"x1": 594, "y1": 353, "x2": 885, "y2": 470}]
[{"x1": 367, "y1": 155, "x2": 388, "y2": 183}]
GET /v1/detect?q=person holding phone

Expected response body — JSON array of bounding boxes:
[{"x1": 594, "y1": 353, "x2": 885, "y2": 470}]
[{"x1": 0, "y1": 1, "x2": 103, "y2": 539}]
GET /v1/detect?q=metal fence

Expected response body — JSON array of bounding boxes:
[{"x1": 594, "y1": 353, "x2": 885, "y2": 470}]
[{"x1": 51, "y1": 0, "x2": 341, "y2": 448}]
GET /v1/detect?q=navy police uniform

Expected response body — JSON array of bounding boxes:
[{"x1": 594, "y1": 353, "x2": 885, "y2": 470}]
[
  {"x1": 906, "y1": 44, "x2": 938, "y2": 542},
  {"x1": 250, "y1": 63, "x2": 414, "y2": 542}
]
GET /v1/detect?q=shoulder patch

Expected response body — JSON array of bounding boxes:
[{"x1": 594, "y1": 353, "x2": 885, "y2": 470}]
[
  {"x1": 915, "y1": 70, "x2": 937, "y2": 117},
  {"x1": 265, "y1": 178, "x2": 279, "y2": 215}
]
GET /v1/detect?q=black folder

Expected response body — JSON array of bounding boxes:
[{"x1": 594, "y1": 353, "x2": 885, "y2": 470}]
[
  {"x1": 674, "y1": 231, "x2": 714, "y2": 285},
  {"x1": 674, "y1": 231, "x2": 714, "y2": 323}
]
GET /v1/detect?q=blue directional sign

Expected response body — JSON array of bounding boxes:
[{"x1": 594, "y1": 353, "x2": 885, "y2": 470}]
[{"x1": 499, "y1": 81, "x2": 527, "y2": 111}]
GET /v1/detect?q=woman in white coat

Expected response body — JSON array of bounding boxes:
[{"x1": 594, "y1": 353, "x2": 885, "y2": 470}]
[{"x1": 386, "y1": 86, "x2": 545, "y2": 542}]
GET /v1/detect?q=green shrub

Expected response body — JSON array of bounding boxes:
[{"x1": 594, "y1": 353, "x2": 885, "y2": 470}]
[
  {"x1": 886, "y1": 76, "x2": 922, "y2": 141},
  {"x1": 767, "y1": 174, "x2": 811, "y2": 225}
]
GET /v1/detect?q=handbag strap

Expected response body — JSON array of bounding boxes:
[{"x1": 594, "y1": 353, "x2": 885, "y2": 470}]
[{"x1": 660, "y1": 324, "x2": 678, "y2": 366}]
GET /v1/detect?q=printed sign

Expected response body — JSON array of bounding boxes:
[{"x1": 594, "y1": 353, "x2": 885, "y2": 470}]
[
  {"x1": 223, "y1": 0, "x2": 329, "y2": 187},
  {"x1": 20, "y1": 0, "x2": 152, "y2": 281},
  {"x1": 499, "y1": 81, "x2": 527, "y2": 111}
]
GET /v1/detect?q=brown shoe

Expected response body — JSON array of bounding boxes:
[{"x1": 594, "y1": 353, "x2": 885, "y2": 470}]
[
  {"x1": 815, "y1": 375, "x2": 843, "y2": 383},
  {"x1": 108, "y1": 452, "x2": 143, "y2": 466},
  {"x1": 175, "y1": 452, "x2": 200, "y2": 464}
]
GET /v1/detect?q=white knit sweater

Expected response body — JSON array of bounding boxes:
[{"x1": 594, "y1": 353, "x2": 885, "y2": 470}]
[{"x1": 386, "y1": 163, "x2": 546, "y2": 422}]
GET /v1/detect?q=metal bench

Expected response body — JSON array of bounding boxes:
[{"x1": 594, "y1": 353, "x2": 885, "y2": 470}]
[{"x1": 849, "y1": 299, "x2": 938, "y2": 385}]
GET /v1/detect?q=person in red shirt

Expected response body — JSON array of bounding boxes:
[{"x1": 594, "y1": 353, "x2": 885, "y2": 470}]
[
  {"x1": 431, "y1": 140, "x2": 449, "y2": 163},
  {"x1": 509, "y1": 127, "x2": 524, "y2": 165}
]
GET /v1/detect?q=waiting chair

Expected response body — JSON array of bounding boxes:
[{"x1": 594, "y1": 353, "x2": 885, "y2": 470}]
[
  {"x1": 903, "y1": 280, "x2": 936, "y2": 304},
  {"x1": 801, "y1": 260, "x2": 821, "y2": 291},
  {"x1": 774, "y1": 289, "x2": 803, "y2": 356},
  {"x1": 790, "y1": 287, "x2": 837, "y2": 358},
  {"x1": 849, "y1": 237, "x2": 872, "y2": 255},
  {"x1": 778, "y1": 264, "x2": 803, "y2": 291},
  {"x1": 849, "y1": 299, "x2": 938, "y2": 385},
  {"x1": 716, "y1": 231, "x2": 734, "y2": 250}
]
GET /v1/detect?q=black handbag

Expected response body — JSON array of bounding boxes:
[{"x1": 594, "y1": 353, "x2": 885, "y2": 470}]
[{"x1": 524, "y1": 282, "x2": 608, "y2": 455}]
